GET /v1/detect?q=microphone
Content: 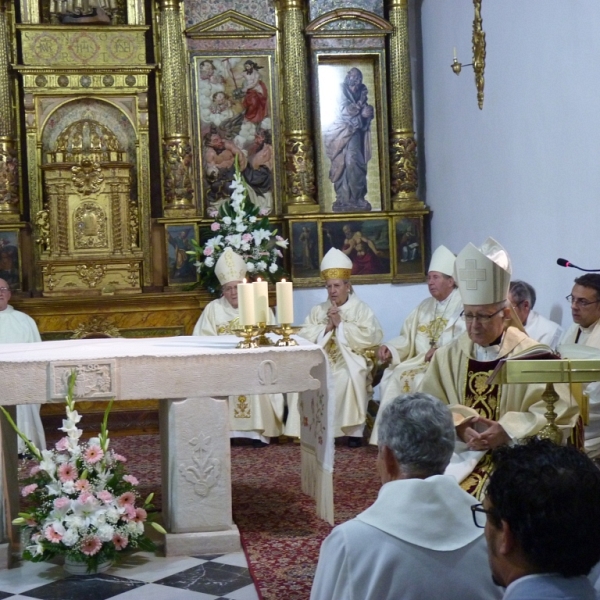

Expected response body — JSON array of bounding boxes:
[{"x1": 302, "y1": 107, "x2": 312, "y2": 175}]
[{"x1": 557, "y1": 258, "x2": 600, "y2": 272}]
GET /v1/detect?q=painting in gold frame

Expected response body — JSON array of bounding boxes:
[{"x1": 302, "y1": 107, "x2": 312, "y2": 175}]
[
  {"x1": 165, "y1": 223, "x2": 198, "y2": 287},
  {"x1": 313, "y1": 51, "x2": 389, "y2": 214},
  {"x1": 0, "y1": 228, "x2": 22, "y2": 291},
  {"x1": 392, "y1": 215, "x2": 427, "y2": 283}
]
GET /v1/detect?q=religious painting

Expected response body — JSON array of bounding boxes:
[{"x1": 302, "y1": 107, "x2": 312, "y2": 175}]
[
  {"x1": 313, "y1": 52, "x2": 389, "y2": 213},
  {"x1": 191, "y1": 52, "x2": 280, "y2": 216},
  {"x1": 0, "y1": 229, "x2": 21, "y2": 291},
  {"x1": 165, "y1": 223, "x2": 198, "y2": 287},
  {"x1": 393, "y1": 215, "x2": 426, "y2": 282},
  {"x1": 290, "y1": 220, "x2": 320, "y2": 281}
]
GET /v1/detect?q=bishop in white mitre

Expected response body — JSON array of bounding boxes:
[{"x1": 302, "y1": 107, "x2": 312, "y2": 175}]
[
  {"x1": 298, "y1": 248, "x2": 383, "y2": 446},
  {"x1": 193, "y1": 249, "x2": 284, "y2": 444},
  {"x1": 370, "y1": 245, "x2": 465, "y2": 444}
]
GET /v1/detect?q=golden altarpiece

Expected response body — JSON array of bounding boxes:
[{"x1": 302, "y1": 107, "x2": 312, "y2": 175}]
[{"x1": 0, "y1": 0, "x2": 427, "y2": 427}]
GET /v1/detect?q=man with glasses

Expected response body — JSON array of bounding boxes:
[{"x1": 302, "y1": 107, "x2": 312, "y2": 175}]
[
  {"x1": 508, "y1": 280, "x2": 562, "y2": 350},
  {"x1": 310, "y1": 393, "x2": 502, "y2": 600},
  {"x1": 480, "y1": 438, "x2": 600, "y2": 599},
  {"x1": 193, "y1": 248, "x2": 284, "y2": 445},
  {"x1": 420, "y1": 239, "x2": 577, "y2": 497},
  {"x1": 0, "y1": 278, "x2": 45, "y2": 454},
  {"x1": 559, "y1": 273, "x2": 600, "y2": 458}
]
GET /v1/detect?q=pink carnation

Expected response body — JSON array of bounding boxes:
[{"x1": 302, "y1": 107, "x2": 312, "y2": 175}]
[
  {"x1": 44, "y1": 524, "x2": 63, "y2": 543},
  {"x1": 112, "y1": 533, "x2": 128, "y2": 550},
  {"x1": 210, "y1": 222, "x2": 221, "y2": 231},
  {"x1": 79, "y1": 491, "x2": 94, "y2": 503},
  {"x1": 123, "y1": 474, "x2": 139, "y2": 485},
  {"x1": 117, "y1": 492, "x2": 136, "y2": 507},
  {"x1": 21, "y1": 484, "x2": 38, "y2": 497},
  {"x1": 55, "y1": 437, "x2": 70, "y2": 452},
  {"x1": 75, "y1": 479, "x2": 91, "y2": 492},
  {"x1": 58, "y1": 462, "x2": 77, "y2": 482},
  {"x1": 84, "y1": 445, "x2": 104, "y2": 464},
  {"x1": 122, "y1": 504, "x2": 136, "y2": 521},
  {"x1": 29, "y1": 465, "x2": 41, "y2": 476},
  {"x1": 97, "y1": 490, "x2": 113, "y2": 503},
  {"x1": 203, "y1": 246, "x2": 214, "y2": 257},
  {"x1": 53, "y1": 497, "x2": 71, "y2": 510},
  {"x1": 81, "y1": 535, "x2": 102, "y2": 556},
  {"x1": 112, "y1": 453, "x2": 127, "y2": 463},
  {"x1": 242, "y1": 233, "x2": 252, "y2": 242}
]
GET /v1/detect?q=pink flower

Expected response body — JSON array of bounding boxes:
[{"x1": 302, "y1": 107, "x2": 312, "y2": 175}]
[
  {"x1": 80, "y1": 535, "x2": 102, "y2": 556},
  {"x1": 55, "y1": 437, "x2": 70, "y2": 452},
  {"x1": 210, "y1": 222, "x2": 221, "y2": 232},
  {"x1": 259, "y1": 208, "x2": 270, "y2": 216},
  {"x1": 21, "y1": 484, "x2": 38, "y2": 497},
  {"x1": 29, "y1": 465, "x2": 41, "y2": 476},
  {"x1": 84, "y1": 445, "x2": 104, "y2": 464},
  {"x1": 123, "y1": 474, "x2": 139, "y2": 485},
  {"x1": 117, "y1": 492, "x2": 136, "y2": 507},
  {"x1": 97, "y1": 490, "x2": 113, "y2": 503},
  {"x1": 26, "y1": 518, "x2": 37, "y2": 527},
  {"x1": 79, "y1": 491, "x2": 93, "y2": 503},
  {"x1": 75, "y1": 479, "x2": 91, "y2": 492},
  {"x1": 44, "y1": 524, "x2": 63, "y2": 543},
  {"x1": 112, "y1": 533, "x2": 128, "y2": 550},
  {"x1": 133, "y1": 508, "x2": 147, "y2": 523},
  {"x1": 242, "y1": 233, "x2": 252, "y2": 242},
  {"x1": 58, "y1": 463, "x2": 77, "y2": 482},
  {"x1": 122, "y1": 504, "x2": 136, "y2": 521},
  {"x1": 53, "y1": 497, "x2": 71, "y2": 510},
  {"x1": 112, "y1": 453, "x2": 127, "y2": 463},
  {"x1": 203, "y1": 246, "x2": 214, "y2": 257}
]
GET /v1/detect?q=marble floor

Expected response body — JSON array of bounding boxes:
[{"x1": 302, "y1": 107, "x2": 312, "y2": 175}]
[{"x1": 0, "y1": 551, "x2": 260, "y2": 600}]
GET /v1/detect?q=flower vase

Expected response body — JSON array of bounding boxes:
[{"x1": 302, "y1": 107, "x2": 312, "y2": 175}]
[{"x1": 64, "y1": 555, "x2": 112, "y2": 575}]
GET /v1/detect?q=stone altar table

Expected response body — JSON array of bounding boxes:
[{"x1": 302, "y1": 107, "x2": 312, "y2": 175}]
[{"x1": 0, "y1": 336, "x2": 334, "y2": 569}]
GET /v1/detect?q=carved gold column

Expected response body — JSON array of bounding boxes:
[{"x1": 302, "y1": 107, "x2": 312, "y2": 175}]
[
  {"x1": 0, "y1": 0, "x2": 19, "y2": 220},
  {"x1": 276, "y1": 0, "x2": 318, "y2": 214},
  {"x1": 158, "y1": 0, "x2": 195, "y2": 217},
  {"x1": 387, "y1": 0, "x2": 423, "y2": 209}
]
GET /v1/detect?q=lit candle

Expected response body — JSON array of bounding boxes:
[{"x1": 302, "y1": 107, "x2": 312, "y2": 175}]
[
  {"x1": 453, "y1": 46, "x2": 457, "y2": 59},
  {"x1": 238, "y1": 279, "x2": 256, "y2": 327},
  {"x1": 276, "y1": 279, "x2": 294, "y2": 324},
  {"x1": 253, "y1": 278, "x2": 269, "y2": 324}
]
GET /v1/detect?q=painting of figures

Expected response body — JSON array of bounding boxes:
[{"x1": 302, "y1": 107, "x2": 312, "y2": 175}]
[
  {"x1": 193, "y1": 54, "x2": 277, "y2": 215},
  {"x1": 0, "y1": 230, "x2": 20, "y2": 290}
]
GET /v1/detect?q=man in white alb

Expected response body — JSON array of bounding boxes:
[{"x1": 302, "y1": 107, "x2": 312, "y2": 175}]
[
  {"x1": 193, "y1": 248, "x2": 284, "y2": 444},
  {"x1": 0, "y1": 278, "x2": 45, "y2": 454},
  {"x1": 370, "y1": 245, "x2": 464, "y2": 444},
  {"x1": 508, "y1": 280, "x2": 562, "y2": 350},
  {"x1": 298, "y1": 248, "x2": 382, "y2": 447}
]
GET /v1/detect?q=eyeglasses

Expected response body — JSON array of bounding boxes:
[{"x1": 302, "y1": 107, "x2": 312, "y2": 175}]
[
  {"x1": 566, "y1": 294, "x2": 600, "y2": 308},
  {"x1": 0, "y1": 287, "x2": 10, "y2": 293},
  {"x1": 471, "y1": 503, "x2": 496, "y2": 528},
  {"x1": 461, "y1": 307, "x2": 505, "y2": 324}
]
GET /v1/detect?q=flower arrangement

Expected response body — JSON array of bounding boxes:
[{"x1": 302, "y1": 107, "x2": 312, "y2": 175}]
[
  {"x1": 0, "y1": 372, "x2": 165, "y2": 573},
  {"x1": 189, "y1": 158, "x2": 289, "y2": 295}
]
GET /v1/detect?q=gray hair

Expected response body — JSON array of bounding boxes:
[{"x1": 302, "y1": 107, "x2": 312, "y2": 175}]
[
  {"x1": 509, "y1": 280, "x2": 536, "y2": 308},
  {"x1": 378, "y1": 393, "x2": 455, "y2": 477}
]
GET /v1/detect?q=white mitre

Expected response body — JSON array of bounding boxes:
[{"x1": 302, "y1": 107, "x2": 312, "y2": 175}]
[
  {"x1": 215, "y1": 248, "x2": 247, "y2": 285},
  {"x1": 320, "y1": 248, "x2": 352, "y2": 280},
  {"x1": 428, "y1": 245, "x2": 455, "y2": 277},
  {"x1": 454, "y1": 237, "x2": 512, "y2": 305}
]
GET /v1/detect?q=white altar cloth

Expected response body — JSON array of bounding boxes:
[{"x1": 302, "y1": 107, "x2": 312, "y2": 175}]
[{"x1": 0, "y1": 335, "x2": 334, "y2": 568}]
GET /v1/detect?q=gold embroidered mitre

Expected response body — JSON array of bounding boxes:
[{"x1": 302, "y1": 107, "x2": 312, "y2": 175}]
[
  {"x1": 320, "y1": 248, "x2": 352, "y2": 280},
  {"x1": 215, "y1": 248, "x2": 247, "y2": 285}
]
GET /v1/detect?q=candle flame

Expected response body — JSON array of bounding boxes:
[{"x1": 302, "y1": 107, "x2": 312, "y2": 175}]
[
  {"x1": 282, "y1": 278, "x2": 286, "y2": 282},
  {"x1": 243, "y1": 278, "x2": 247, "y2": 283}
]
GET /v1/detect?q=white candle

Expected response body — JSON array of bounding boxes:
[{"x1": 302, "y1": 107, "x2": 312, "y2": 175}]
[
  {"x1": 253, "y1": 278, "x2": 269, "y2": 324},
  {"x1": 453, "y1": 46, "x2": 457, "y2": 59},
  {"x1": 238, "y1": 279, "x2": 256, "y2": 326},
  {"x1": 276, "y1": 279, "x2": 294, "y2": 324}
]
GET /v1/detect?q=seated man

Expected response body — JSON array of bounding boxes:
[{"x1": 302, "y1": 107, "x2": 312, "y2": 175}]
[
  {"x1": 310, "y1": 393, "x2": 502, "y2": 600},
  {"x1": 370, "y1": 245, "x2": 464, "y2": 444},
  {"x1": 419, "y1": 238, "x2": 578, "y2": 497},
  {"x1": 298, "y1": 248, "x2": 382, "y2": 446},
  {"x1": 482, "y1": 438, "x2": 600, "y2": 599},
  {"x1": 193, "y1": 248, "x2": 284, "y2": 444},
  {"x1": 508, "y1": 280, "x2": 562, "y2": 350}
]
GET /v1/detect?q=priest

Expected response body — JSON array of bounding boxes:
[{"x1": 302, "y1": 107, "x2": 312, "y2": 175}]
[
  {"x1": 419, "y1": 238, "x2": 578, "y2": 497},
  {"x1": 370, "y1": 245, "x2": 464, "y2": 444},
  {"x1": 298, "y1": 248, "x2": 383, "y2": 446},
  {"x1": 193, "y1": 248, "x2": 284, "y2": 444}
]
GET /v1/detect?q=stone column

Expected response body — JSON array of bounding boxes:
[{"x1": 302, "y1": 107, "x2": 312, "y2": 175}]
[
  {"x1": 158, "y1": 0, "x2": 195, "y2": 217},
  {"x1": 387, "y1": 0, "x2": 422, "y2": 209},
  {"x1": 0, "y1": 0, "x2": 19, "y2": 220},
  {"x1": 276, "y1": 0, "x2": 319, "y2": 214}
]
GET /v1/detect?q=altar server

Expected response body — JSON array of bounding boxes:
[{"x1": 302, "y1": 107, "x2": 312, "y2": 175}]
[
  {"x1": 193, "y1": 249, "x2": 284, "y2": 444},
  {"x1": 0, "y1": 278, "x2": 46, "y2": 454}
]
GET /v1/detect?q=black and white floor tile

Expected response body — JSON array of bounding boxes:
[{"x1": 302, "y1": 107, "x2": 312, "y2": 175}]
[{"x1": 0, "y1": 551, "x2": 259, "y2": 600}]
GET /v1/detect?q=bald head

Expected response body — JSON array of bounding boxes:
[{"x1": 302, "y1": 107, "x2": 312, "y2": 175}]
[{"x1": 0, "y1": 278, "x2": 11, "y2": 312}]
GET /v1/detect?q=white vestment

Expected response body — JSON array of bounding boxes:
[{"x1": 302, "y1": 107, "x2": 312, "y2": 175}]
[
  {"x1": 525, "y1": 310, "x2": 562, "y2": 350},
  {"x1": 560, "y1": 320, "x2": 600, "y2": 458},
  {"x1": 298, "y1": 293, "x2": 383, "y2": 437},
  {"x1": 193, "y1": 296, "x2": 284, "y2": 440},
  {"x1": 0, "y1": 306, "x2": 45, "y2": 453},
  {"x1": 310, "y1": 475, "x2": 502, "y2": 600},
  {"x1": 371, "y1": 289, "x2": 464, "y2": 444}
]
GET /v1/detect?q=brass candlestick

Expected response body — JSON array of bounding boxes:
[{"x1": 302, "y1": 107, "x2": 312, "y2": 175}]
[
  {"x1": 236, "y1": 325, "x2": 259, "y2": 349},
  {"x1": 274, "y1": 323, "x2": 299, "y2": 347},
  {"x1": 254, "y1": 322, "x2": 274, "y2": 347},
  {"x1": 537, "y1": 383, "x2": 562, "y2": 445}
]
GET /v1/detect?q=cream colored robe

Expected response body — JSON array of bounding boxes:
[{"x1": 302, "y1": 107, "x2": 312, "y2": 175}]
[
  {"x1": 371, "y1": 289, "x2": 464, "y2": 444},
  {"x1": 525, "y1": 310, "x2": 562, "y2": 350},
  {"x1": 299, "y1": 293, "x2": 383, "y2": 437},
  {"x1": 0, "y1": 306, "x2": 45, "y2": 453},
  {"x1": 193, "y1": 296, "x2": 284, "y2": 438}
]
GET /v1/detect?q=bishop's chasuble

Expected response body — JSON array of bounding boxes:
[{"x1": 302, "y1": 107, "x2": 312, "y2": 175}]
[
  {"x1": 419, "y1": 326, "x2": 579, "y2": 497},
  {"x1": 299, "y1": 292, "x2": 383, "y2": 437},
  {"x1": 193, "y1": 296, "x2": 284, "y2": 438},
  {"x1": 370, "y1": 289, "x2": 464, "y2": 444}
]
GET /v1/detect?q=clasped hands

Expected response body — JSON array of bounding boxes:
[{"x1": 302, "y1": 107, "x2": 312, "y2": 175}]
[
  {"x1": 456, "y1": 416, "x2": 510, "y2": 451},
  {"x1": 325, "y1": 302, "x2": 342, "y2": 332}
]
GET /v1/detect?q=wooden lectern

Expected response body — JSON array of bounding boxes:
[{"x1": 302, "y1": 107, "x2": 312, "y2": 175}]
[{"x1": 490, "y1": 358, "x2": 600, "y2": 444}]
